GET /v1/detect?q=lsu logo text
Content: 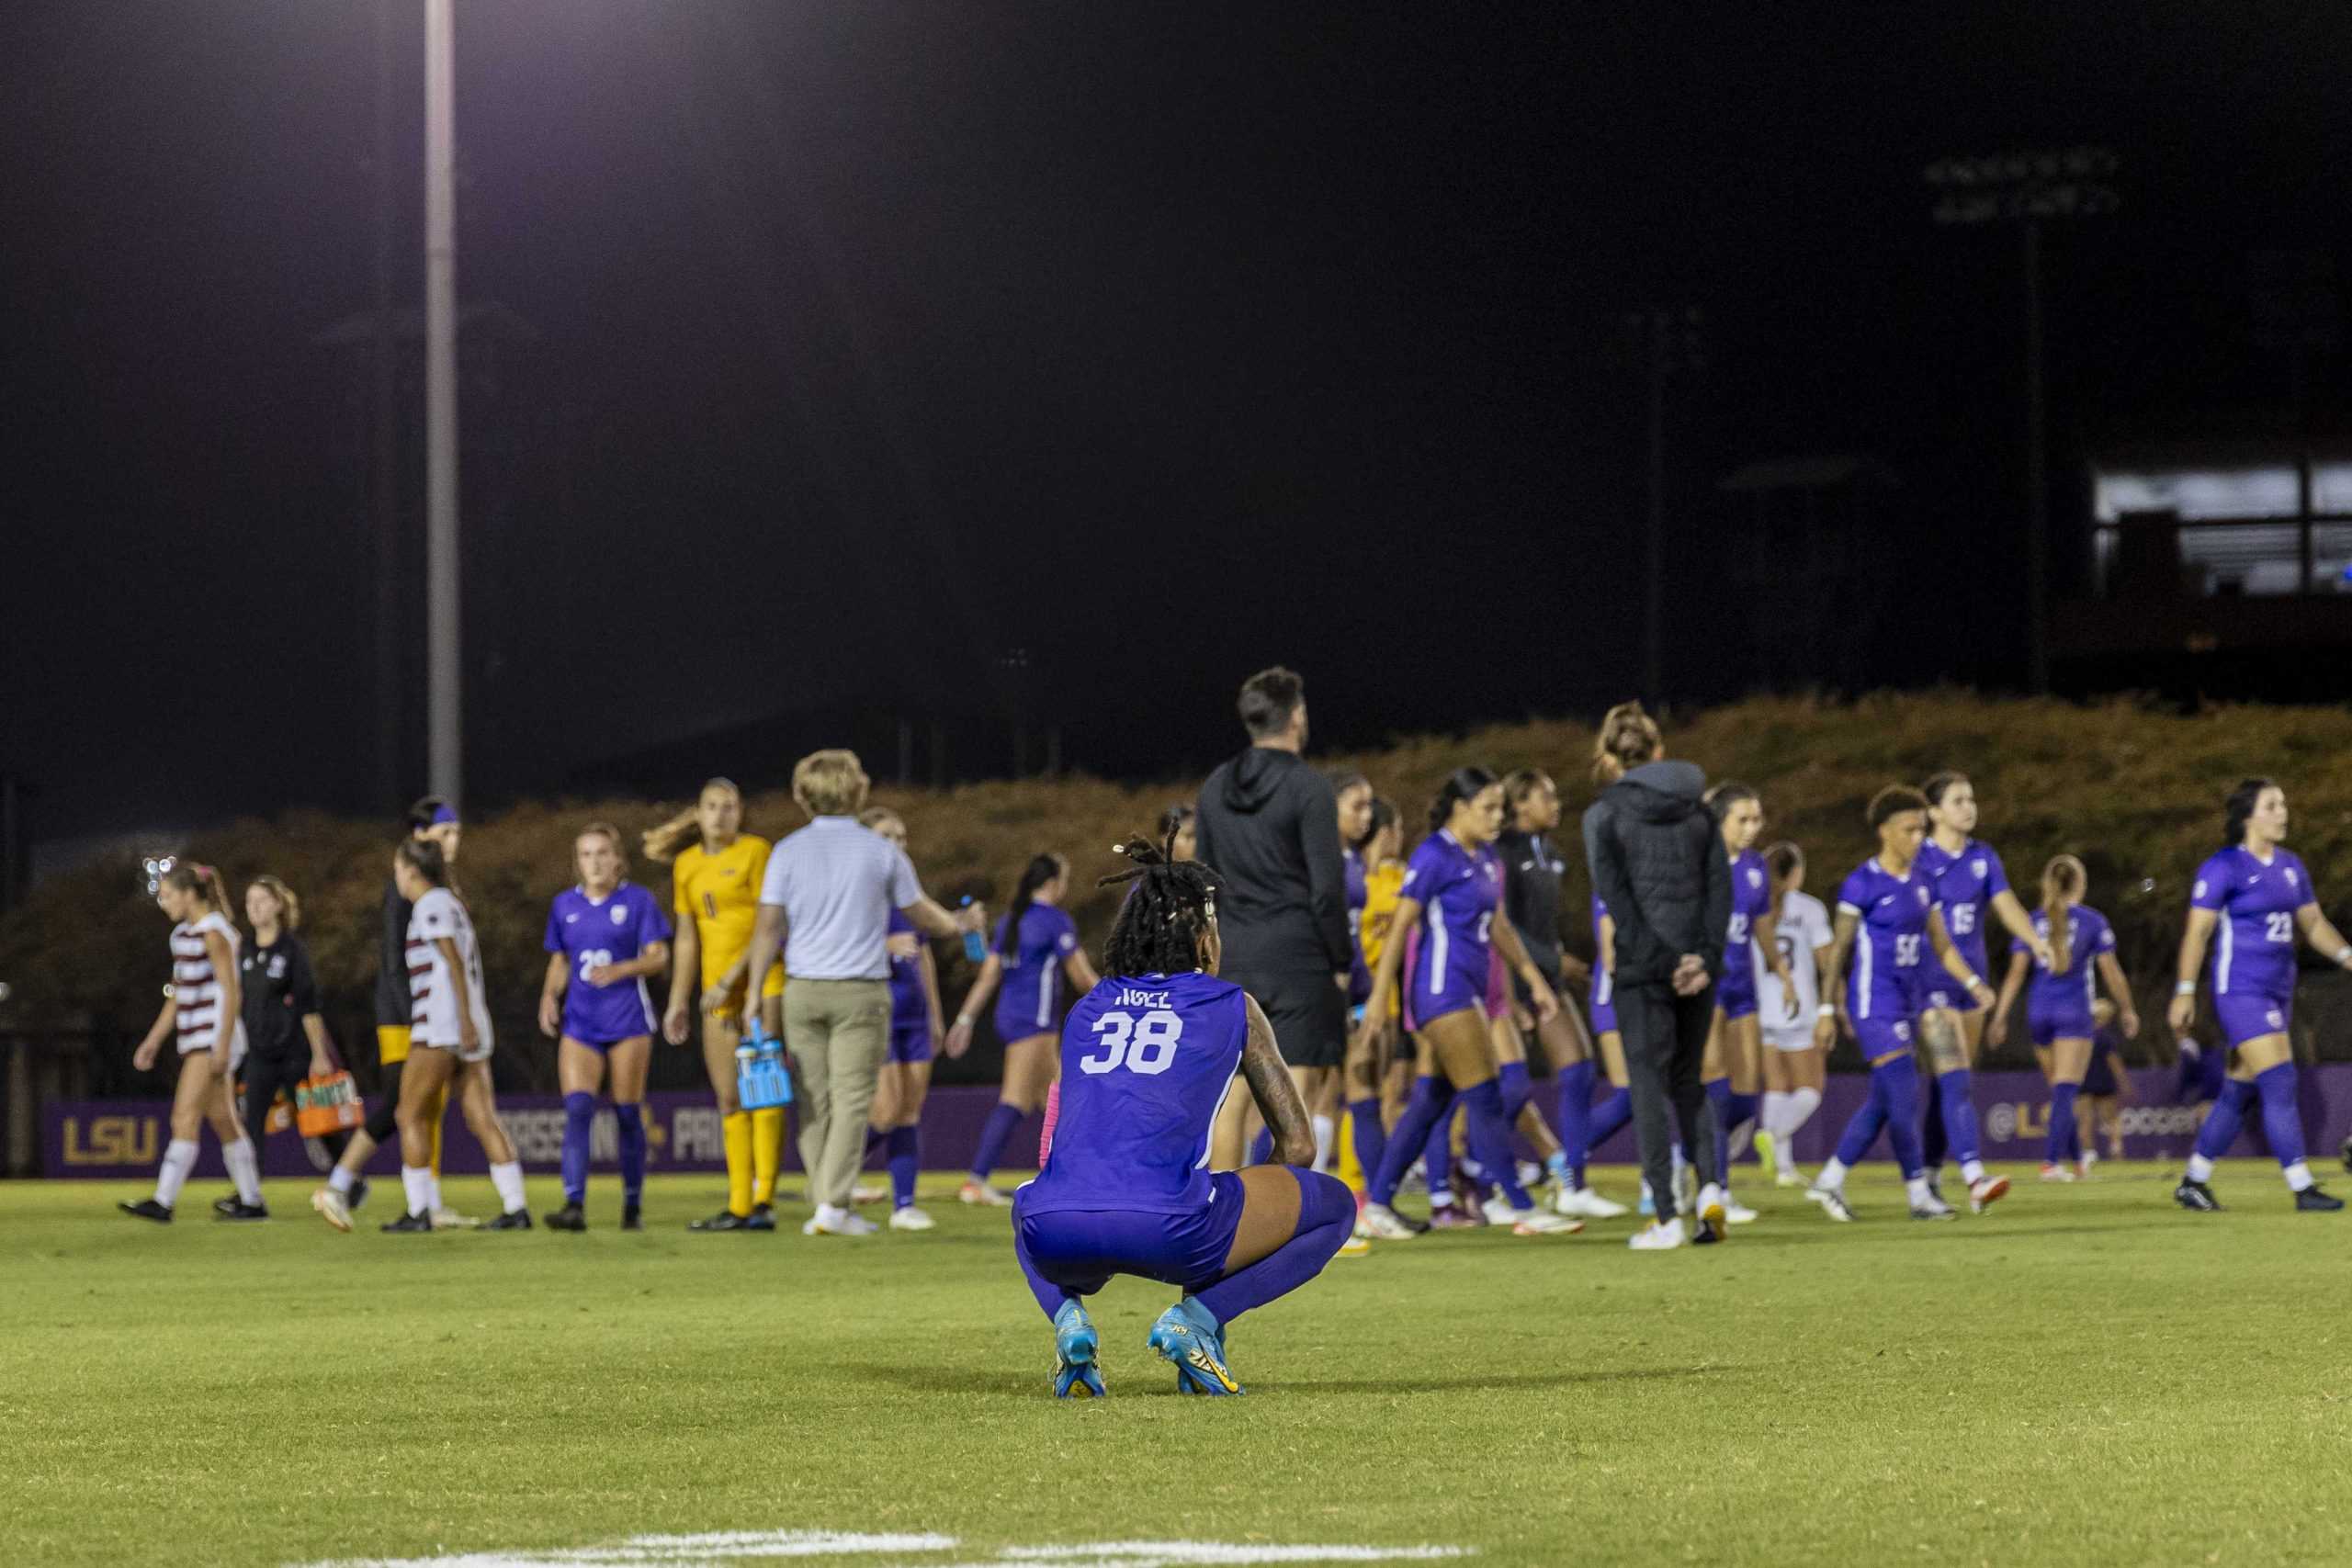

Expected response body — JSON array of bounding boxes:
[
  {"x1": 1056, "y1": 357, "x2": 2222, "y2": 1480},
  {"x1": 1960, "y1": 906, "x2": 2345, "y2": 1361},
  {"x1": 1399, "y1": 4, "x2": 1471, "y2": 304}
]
[{"x1": 62, "y1": 1115, "x2": 161, "y2": 1167}]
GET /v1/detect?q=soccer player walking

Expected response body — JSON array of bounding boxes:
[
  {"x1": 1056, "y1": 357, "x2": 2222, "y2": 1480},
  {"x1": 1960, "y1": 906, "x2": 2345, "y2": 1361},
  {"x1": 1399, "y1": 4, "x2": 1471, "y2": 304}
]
[
  {"x1": 1805, "y1": 787, "x2": 2000, "y2": 1222},
  {"x1": 1012, "y1": 837, "x2": 1353, "y2": 1398},
  {"x1": 539, "y1": 824, "x2": 673, "y2": 1231},
  {"x1": 1986, "y1": 855, "x2": 2138, "y2": 1182},
  {"x1": 1751, "y1": 843, "x2": 1834, "y2": 1188},
  {"x1": 861, "y1": 807, "x2": 947, "y2": 1230},
  {"x1": 1699, "y1": 783, "x2": 1799, "y2": 1224},
  {"x1": 120, "y1": 863, "x2": 266, "y2": 1223},
  {"x1": 237, "y1": 876, "x2": 348, "y2": 1179},
  {"x1": 2168, "y1": 778, "x2": 2349, "y2": 1212}
]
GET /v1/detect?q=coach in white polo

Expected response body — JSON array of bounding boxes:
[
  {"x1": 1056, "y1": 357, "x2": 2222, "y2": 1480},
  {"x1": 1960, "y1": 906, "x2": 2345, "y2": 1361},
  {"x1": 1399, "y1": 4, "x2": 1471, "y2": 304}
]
[{"x1": 743, "y1": 750, "x2": 981, "y2": 1236}]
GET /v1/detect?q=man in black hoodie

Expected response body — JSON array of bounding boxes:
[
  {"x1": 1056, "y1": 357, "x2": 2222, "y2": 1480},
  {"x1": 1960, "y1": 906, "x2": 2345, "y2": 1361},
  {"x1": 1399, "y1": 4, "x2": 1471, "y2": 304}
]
[
  {"x1": 1193, "y1": 668, "x2": 1352, "y2": 1159},
  {"x1": 1582, "y1": 733, "x2": 1733, "y2": 1247}
]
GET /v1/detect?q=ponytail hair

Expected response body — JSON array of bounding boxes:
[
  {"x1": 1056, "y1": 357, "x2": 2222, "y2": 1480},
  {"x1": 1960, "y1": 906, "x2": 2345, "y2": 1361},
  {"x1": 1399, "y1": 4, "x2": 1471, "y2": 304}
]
[
  {"x1": 1763, "y1": 840, "x2": 1804, "y2": 886},
  {"x1": 2041, "y1": 853, "x2": 2086, "y2": 973},
  {"x1": 643, "y1": 778, "x2": 741, "y2": 863},
  {"x1": 1591, "y1": 701, "x2": 1664, "y2": 785},
  {"x1": 2222, "y1": 777, "x2": 2275, "y2": 850},
  {"x1": 248, "y1": 874, "x2": 302, "y2": 931},
  {"x1": 999, "y1": 852, "x2": 1067, "y2": 957},
  {"x1": 164, "y1": 862, "x2": 235, "y2": 919},
  {"x1": 1428, "y1": 765, "x2": 1499, "y2": 834},
  {"x1": 395, "y1": 838, "x2": 449, "y2": 888},
  {"x1": 1357, "y1": 796, "x2": 1397, "y2": 856}
]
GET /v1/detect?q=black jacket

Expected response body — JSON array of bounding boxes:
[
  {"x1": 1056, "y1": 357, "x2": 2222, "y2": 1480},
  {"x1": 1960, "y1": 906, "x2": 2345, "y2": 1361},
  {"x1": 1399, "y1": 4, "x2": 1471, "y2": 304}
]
[
  {"x1": 1496, "y1": 826, "x2": 1566, "y2": 982},
  {"x1": 1193, "y1": 746, "x2": 1352, "y2": 976},
  {"x1": 1581, "y1": 760, "x2": 1731, "y2": 987},
  {"x1": 375, "y1": 877, "x2": 413, "y2": 1029}
]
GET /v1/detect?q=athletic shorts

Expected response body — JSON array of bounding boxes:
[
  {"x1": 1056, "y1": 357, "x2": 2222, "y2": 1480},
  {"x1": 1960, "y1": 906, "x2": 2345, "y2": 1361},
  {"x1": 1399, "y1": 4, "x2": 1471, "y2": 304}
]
[
  {"x1": 413, "y1": 1032, "x2": 492, "y2": 1066},
  {"x1": 2082, "y1": 1042, "x2": 2120, "y2": 1097},
  {"x1": 177, "y1": 1032, "x2": 247, "y2": 1073},
  {"x1": 1013, "y1": 1169, "x2": 1244, "y2": 1296},
  {"x1": 2028, "y1": 1004, "x2": 2095, "y2": 1048},
  {"x1": 1235, "y1": 969, "x2": 1347, "y2": 1069},
  {"x1": 2213, "y1": 989, "x2": 2291, "y2": 1049},
  {"x1": 888, "y1": 1017, "x2": 934, "y2": 1066},
  {"x1": 1589, "y1": 974, "x2": 1617, "y2": 1039},
  {"x1": 1716, "y1": 967, "x2": 1758, "y2": 1022},
  {"x1": 376, "y1": 1023, "x2": 413, "y2": 1066},
  {"x1": 1481, "y1": 948, "x2": 1510, "y2": 1022},
  {"x1": 1916, "y1": 976, "x2": 1982, "y2": 1015},
  {"x1": 563, "y1": 1029, "x2": 650, "y2": 1052},
  {"x1": 1852, "y1": 1011, "x2": 1916, "y2": 1066},
  {"x1": 1764, "y1": 1027, "x2": 1815, "y2": 1055}
]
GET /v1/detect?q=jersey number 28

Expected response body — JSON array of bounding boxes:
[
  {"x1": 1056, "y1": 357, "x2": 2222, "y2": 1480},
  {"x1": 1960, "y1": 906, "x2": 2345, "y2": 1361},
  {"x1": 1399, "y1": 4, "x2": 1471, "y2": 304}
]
[{"x1": 1080, "y1": 1009, "x2": 1182, "y2": 1076}]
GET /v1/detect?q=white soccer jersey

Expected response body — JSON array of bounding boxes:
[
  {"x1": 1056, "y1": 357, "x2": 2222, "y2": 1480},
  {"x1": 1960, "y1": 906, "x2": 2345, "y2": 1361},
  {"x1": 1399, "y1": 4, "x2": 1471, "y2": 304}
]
[
  {"x1": 171, "y1": 910, "x2": 248, "y2": 1062},
  {"x1": 406, "y1": 886, "x2": 493, "y2": 1059},
  {"x1": 1756, "y1": 889, "x2": 1833, "y2": 1038}
]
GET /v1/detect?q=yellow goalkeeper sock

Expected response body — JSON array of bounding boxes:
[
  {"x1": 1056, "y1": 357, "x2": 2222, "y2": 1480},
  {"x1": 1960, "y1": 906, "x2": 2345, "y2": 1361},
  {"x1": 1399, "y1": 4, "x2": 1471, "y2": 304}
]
[
  {"x1": 751, "y1": 1106, "x2": 785, "y2": 1206},
  {"x1": 722, "y1": 1111, "x2": 753, "y2": 1218}
]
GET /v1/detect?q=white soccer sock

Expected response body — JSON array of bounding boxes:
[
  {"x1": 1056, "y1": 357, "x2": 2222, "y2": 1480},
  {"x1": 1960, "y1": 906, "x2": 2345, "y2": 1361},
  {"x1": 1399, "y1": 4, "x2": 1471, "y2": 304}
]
[
  {"x1": 2285, "y1": 1159, "x2": 2315, "y2": 1193},
  {"x1": 223, "y1": 1136, "x2": 262, "y2": 1205},
  {"x1": 154, "y1": 1138, "x2": 199, "y2": 1208},
  {"x1": 1760, "y1": 1089, "x2": 1791, "y2": 1135},
  {"x1": 1310, "y1": 1114, "x2": 1336, "y2": 1173},
  {"x1": 1905, "y1": 1175, "x2": 1932, "y2": 1205},
  {"x1": 327, "y1": 1165, "x2": 356, "y2": 1195},
  {"x1": 1788, "y1": 1086, "x2": 1821, "y2": 1136},
  {"x1": 401, "y1": 1165, "x2": 434, "y2": 1218},
  {"x1": 1815, "y1": 1156, "x2": 1849, "y2": 1191},
  {"x1": 2186, "y1": 1153, "x2": 2215, "y2": 1183},
  {"x1": 1961, "y1": 1158, "x2": 1986, "y2": 1185},
  {"x1": 427, "y1": 1174, "x2": 443, "y2": 1213},
  {"x1": 490, "y1": 1160, "x2": 526, "y2": 1214}
]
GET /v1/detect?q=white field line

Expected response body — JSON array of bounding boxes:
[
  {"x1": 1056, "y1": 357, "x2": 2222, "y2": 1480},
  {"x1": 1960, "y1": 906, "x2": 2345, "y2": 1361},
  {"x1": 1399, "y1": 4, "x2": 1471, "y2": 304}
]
[{"x1": 294, "y1": 1531, "x2": 1472, "y2": 1568}]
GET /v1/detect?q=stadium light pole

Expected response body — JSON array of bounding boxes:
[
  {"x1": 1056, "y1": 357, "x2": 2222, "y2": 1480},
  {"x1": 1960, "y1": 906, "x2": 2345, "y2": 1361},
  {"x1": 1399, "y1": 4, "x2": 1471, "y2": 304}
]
[
  {"x1": 424, "y1": 0, "x2": 461, "y2": 807},
  {"x1": 1926, "y1": 147, "x2": 2118, "y2": 695},
  {"x1": 1624, "y1": 306, "x2": 1702, "y2": 707}
]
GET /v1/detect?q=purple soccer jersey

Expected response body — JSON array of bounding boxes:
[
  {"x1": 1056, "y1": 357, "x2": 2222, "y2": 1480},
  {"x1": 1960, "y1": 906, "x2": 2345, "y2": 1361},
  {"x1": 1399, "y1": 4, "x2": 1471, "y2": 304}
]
[
  {"x1": 1917, "y1": 836, "x2": 2011, "y2": 984},
  {"x1": 1020, "y1": 970, "x2": 1249, "y2": 1216},
  {"x1": 886, "y1": 906, "x2": 926, "y2": 1025},
  {"x1": 544, "y1": 881, "x2": 671, "y2": 1044},
  {"x1": 1589, "y1": 894, "x2": 1616, "y2": 1036},
  {"x1": 2192, "y1": 847, "x2": 2313, "y2": 1003},
  {"x1": 1836, "y1": 856, "x2": 1941, "y2": 1036},
  {"x1": 1401, "y1": 830, "x2": 1503, "y2": 1025},
  {"x1": 2014, "y1": 902, "x2": 2114, "y2": 1042},
  {"x1": 993, "y1": 903, "x2": 1082, "y2": 1043}
]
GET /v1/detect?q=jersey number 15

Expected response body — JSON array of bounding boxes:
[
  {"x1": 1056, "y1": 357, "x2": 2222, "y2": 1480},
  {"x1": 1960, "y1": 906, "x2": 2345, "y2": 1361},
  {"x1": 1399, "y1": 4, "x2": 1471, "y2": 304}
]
[{"x1": 1080, "y1": 1010, "x2": 1182, "y2": 1076}]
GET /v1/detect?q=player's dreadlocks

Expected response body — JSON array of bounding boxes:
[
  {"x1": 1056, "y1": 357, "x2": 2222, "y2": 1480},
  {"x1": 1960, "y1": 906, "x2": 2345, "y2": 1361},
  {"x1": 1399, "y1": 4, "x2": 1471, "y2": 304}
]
[{"x1": 1098, "y1": 829, "x2": 1222, "y2": 979}]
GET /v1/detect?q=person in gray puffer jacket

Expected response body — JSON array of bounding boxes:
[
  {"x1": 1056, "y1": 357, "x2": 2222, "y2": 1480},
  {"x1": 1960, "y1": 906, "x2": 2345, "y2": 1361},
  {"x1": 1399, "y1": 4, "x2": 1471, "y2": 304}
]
[{"x1": 1581, "y1": 702, "x2": 1732, "y2": 1248}]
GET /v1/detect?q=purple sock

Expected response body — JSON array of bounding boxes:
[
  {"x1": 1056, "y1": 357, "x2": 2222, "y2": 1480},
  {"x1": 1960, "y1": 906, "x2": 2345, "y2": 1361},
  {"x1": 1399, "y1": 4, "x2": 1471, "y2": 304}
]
[
  {"x1": 1369, "y1": 1076, "x2": 1448, "y2": 1207},
  {"x1": 2045, "y1": 1082, "x2": 2080, "y2": 1165},
  {"x1": 1920, "y1": 1070, "x2": 1949, "y2": 1169},
  {"x1": 1705, "y1": 1078, "x2": 1733, "y2": 1182},
  {"x1": 561, "y1": 1091, "x2": 594, "y2": 1204},
  {"x1": 1937, "y1": 1070, "x2": 1980, "y2": 1167},
  {"x1": 1462, "y1": 1080, "x2": 1532, "y2": 1209},
  {"x1": 887, "y1": 1124, "x2": 920, "y2": 1209},
  {"x1": 1193, "y1": 1169, "x2": 1354, "y2": 1327},
  {"x1": 1421, "y1": 1100, "x2": 1456, "y2": 1198},
  {"x1": 2256, "y1": 1063, "x2": 2307, "y2": 1171},
  {"x1": 1346, "y1": 1098, "x2": 1385, "y2": 1195},
  {"x1": 614, "y1": 1102, "x2": 646, "y2": 1204},
  {"x1": 1498, "y1": 1061, "x2": 1532, "y2": 1127},
  {"x1": 2194, "y1": 1078, "x2": 2256, "y2": 1161},
  {"x1": 1556, "y1": 1061, "x2": 1595, "y2": 1187},
  {"x1": 970, "y1": 1101, "x2": 1023, "y2": 1181},
  {"x1": 1834, "y1": 1077, "x2": 1889, "y2": 1168},
  {"x1": 1726, "y1": 1090, "x2": 1758, "y2": 1155},
  {"x1": 1879, "y1": 1057, "x2": 1925, "y2": 1179},
  {"x1": 1012, "y1": 1220, "x2": 1070, "y2": 1320},
  {"x1": 1250, "y1": 1129, "x2": 1274, "y2": 1167},
  {"x1": 1589, "y1": 1086, "x2": 1632, "y2": 1153}
]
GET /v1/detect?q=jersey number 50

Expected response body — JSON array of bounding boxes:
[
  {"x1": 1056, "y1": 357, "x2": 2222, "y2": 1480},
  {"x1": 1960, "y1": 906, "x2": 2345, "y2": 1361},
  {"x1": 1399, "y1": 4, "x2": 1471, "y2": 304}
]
[{"x1": 1080, "y1": 1009, "x2": 1182, "y2": 1076}]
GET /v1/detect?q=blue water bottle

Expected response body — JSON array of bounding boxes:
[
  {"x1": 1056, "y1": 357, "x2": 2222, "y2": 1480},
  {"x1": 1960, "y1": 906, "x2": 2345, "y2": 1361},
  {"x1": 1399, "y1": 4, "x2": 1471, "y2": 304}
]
[
  {"x1": 738, "y1": 1025, "x2": 793, "y2": 1111},
  {"x1": 958, "y1": 897, "x2": 989, "y2": 965}
]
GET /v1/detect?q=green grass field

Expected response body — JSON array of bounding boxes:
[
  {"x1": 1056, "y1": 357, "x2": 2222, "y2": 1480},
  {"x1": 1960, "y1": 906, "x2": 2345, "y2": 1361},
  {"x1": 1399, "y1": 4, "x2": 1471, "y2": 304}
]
[{"x1": 5, "y1": 1161, "x2": 2350, "y2": 1568}]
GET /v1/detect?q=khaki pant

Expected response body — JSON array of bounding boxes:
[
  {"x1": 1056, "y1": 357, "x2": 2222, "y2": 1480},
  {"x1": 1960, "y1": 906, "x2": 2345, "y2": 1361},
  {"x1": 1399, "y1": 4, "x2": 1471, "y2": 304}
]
[{"x1": 784, "y1": 978, "x2": 891, "y2": 1212}]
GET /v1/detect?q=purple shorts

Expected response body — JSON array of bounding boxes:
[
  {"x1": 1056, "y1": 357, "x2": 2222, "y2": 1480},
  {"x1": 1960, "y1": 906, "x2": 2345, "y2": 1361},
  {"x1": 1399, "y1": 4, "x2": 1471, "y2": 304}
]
[
  {"x1": 1915, "y1": 978, "x2": 1981, "y2": 1016},
  {"x1": 2029, "y1": 1004, "x2": 2094, "y2": 1047},
  {"x1": 1402, "y1": 928, "x2": 1481, "y2": 1031},
  {"x1": 1717, "y1": 968, "x2": 1758, "y2": 1022},
  {"x1": 1852, "y1": 1011, "x2": 1916, "y2": 1065},
  {"x1": 1012, "y1": 1169, "x2": 1245, "y2": 1296},
  {"x1": 1589, "y1": 972, "x2": 1617, "y2": 1037},
  {"x1": 1482, "y1": 948, "x2": 1510, "y2": 1022},
  {"x1": 888, "y1": 1018, "x2": 934, "y2": 1066},
  {"x1": 2213, "y1": 988, "x2": 2292, "y2": 1049}
]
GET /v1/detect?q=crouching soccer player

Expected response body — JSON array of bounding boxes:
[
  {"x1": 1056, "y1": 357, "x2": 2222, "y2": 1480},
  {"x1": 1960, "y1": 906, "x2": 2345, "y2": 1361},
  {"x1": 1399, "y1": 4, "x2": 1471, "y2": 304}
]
[{"x1": 1012, "y1": 835, "x2": 1352, "y2": 1398}]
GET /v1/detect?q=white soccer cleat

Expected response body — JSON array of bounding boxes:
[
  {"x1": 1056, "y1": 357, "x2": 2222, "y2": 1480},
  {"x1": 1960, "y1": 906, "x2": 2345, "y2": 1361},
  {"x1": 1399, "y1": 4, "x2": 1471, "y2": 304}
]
[
  {"x1": 1481, "y1": 1196, "x2": 1519, "y2": 1226},
  {"x1": 311, "y1": 1187, "x2": 352, "y2": 1233},
  {"x1": 2039, "y1": 1162, "x2": 2076, "y2": 1183},
  {"x1": 1723, "y1": 1196, "x2": 1759, "y2": 1224},
  {"x1": 802, "y1": 1204, "x2": 877, "y2": 1236},
  {"x1": 1910, "y1": 1192, "x2": 1958, "y2": 1222},
  {"x1": 1337, "y1": 1233, "x2": 1372, "y2": 1257},
  {"x1": 1695, "y1": 1182, "x2": 1729, "y2": 1235},
  {"x1": 887, "y1": 1205, "x2": 935, "y2": 1232},
  {"x1": 1773, "y1": 1167, "x2": 1806, "y2": 1188},
  {"x1": 1968, "y1": 1175, "x2": 2010, "y2": 1214},
  {"x1": 1554, "y1": 1184, "x2": 1629, "y2": 1219},
  {"x1": 1628, "y1": 1217, "x2": 1685, "y2": 1250},
  {"x1": 430, "y1": 1206, "x2": 479, "y2": 1231},
  {"x1": 1510, "y1": 1207, "x2": 1582, "y2": 1236},
  {"x1": 1806, "y1": 1183, "x2": 1854, "y2": 1222},
  {"x1": 1359, "y1": 1202, "x2": 1420, "y2": 1241},
  {"x1": 957, "y1": 1179, "x2": 1011, "y2": 1207}
]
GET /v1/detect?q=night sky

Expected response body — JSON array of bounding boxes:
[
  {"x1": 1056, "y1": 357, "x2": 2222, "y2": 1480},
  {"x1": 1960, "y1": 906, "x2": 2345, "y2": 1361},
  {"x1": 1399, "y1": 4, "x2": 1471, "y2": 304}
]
[{"x1": 6, "y1": 2, "x2": 2349, "y2": 844}]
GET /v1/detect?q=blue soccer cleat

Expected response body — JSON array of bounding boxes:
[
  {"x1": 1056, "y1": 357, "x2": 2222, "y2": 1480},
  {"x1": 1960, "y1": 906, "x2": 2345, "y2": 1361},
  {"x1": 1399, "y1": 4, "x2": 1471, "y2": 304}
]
[
  {"x1": 1148, "y1": 1298, "x2": 1243, "y2": 1395},
  {"x1": 1052, "y1": 1301, "x2": 1105, "y2": 1399}
]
